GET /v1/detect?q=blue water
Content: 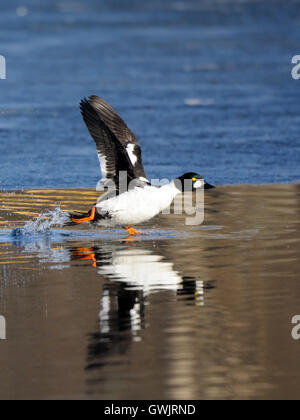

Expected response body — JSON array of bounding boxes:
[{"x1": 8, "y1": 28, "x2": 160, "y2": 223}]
[{"x1": 0, "y1": 0, "x2": 299, "y2": 189}]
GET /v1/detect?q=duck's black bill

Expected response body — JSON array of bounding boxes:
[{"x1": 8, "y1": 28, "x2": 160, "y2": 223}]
[{"x1": 204, "y1": 182, "x2": 215, "y2": 190}]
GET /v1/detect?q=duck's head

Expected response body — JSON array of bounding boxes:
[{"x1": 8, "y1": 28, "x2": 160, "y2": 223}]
[{"x1": 176, "y1": 172, "x2": 215, "y2": 191}]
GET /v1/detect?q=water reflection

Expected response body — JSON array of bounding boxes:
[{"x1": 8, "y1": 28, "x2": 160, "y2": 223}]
[
  {"x1": 69, "y1": 243, "x2": 215, "y2": 372},
  {"x1": 2, "y1": 229, "x2": 215, "y2": 374},
  {"x1": 1, "y1": 184, "x2": 300, "y2": 399}
]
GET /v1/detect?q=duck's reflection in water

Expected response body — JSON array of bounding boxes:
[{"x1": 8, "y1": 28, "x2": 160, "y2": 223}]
[{"x1": 70, "y1": 243, "x2": 215, "y2": 371}]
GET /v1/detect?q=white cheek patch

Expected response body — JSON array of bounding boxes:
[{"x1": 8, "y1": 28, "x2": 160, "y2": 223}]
[
  {"x1": 193, "y1": 180, "x2": 204, "y2": 189},
  {"x1": 126, "y1": 144, "x2": 138, "y2": 166}
]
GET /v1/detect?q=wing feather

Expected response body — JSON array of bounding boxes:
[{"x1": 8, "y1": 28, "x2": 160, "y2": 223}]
[{"x1": 81, "y1": 96, "x2": 148, "y2": 184}]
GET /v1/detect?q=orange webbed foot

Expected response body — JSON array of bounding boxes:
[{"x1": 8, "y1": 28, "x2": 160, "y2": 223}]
[
  {"x1": 71, "y1": 206, "x2": 96, "y2": 224},
  {"x1": 123, "y1": 226, "x2": 141, "y2": 236}
]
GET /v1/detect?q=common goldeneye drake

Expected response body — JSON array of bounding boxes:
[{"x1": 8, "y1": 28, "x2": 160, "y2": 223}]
[{"x1": 68, "y1": 96, "x2": 215, "y2": 235}]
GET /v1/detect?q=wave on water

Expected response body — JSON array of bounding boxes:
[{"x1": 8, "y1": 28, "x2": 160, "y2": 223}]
[
  {"x1": 11, "y1": 207, "x2": 71, "y2": 237},
  {"x1": 1, "y1": 207, "x2": 183, "y2": 247}
]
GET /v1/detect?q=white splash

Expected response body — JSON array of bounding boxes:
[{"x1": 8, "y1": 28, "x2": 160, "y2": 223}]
[{"x1": 12, "y1": 207, "x2": 70, "y2": 237}]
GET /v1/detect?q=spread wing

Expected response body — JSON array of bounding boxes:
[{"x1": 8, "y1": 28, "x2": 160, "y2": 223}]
[{"x1": 80, "y1": 96, "x2": 149, "y2": 190}]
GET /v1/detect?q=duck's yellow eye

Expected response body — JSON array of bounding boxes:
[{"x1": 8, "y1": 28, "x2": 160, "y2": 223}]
[{"x1": 192, "y1": 177, "x2": 197, "y2": 182}]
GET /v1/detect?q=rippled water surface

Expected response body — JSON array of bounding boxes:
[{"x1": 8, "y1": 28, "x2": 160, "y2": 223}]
[
  {"x1": 0, "y1": 0, "x2": 300, "y2": 188},
  {"x1": 0, "y1": 184, "x2": 300, "y2": 399}
]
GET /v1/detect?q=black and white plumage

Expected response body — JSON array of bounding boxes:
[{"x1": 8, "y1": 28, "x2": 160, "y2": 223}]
[
  {"x1": 69, "y1": 96, "x2": 215, "y2": 230},
  {"x1": 80, "y1": 96, "x2": 149, "y2": 191}
]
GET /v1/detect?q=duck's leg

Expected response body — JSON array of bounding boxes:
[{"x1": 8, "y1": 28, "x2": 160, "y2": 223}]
[
  {"x1": 69, "y1": 206, "x2": 97, "y2": 225},
  {"x1": 123, "y1": 226, "x2": 141, "y2": 236}
]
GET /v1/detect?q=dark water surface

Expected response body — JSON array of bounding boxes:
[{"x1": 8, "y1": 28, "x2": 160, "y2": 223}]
[
  {"x1": 0, "y1": 0, "x2": 300, "y2": 189},
  {"x1": 0, "y1": 184, "x2": 300, "y2": 399}
]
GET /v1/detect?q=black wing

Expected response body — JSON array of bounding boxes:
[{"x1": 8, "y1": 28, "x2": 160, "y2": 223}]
[{"x1": 80, "y1": 96, "x2": 148, "y2": 188}]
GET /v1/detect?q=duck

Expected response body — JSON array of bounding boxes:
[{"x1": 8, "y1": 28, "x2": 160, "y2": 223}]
[{"x1": 68, "y1": 96, "x2": 215, "y2": 235}]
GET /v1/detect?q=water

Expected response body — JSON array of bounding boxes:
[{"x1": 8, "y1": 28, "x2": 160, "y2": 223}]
[
  {"x1": 0, "y1": 0, "x2": 300, "y2": 189},
  {"x1": 0, "y1": 0, "x2": 300, "y2": 401},
  {"x1": 11, "y1": 207, "x2": 71, "y2": 237},
  {"x1": 0, "y1": 185, "x2": 300, "y2": 399}
]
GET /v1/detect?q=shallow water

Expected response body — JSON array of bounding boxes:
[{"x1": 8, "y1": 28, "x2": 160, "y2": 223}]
[
  {"x1": 0, "y1": 0, "x2": 300, "y2": 189},
  {"x1": 0, "y1": 184, "x2": 300, "y2": 399}
]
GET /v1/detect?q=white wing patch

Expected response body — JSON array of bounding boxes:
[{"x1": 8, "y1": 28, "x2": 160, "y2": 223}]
[
  {"x1": 126, "y1": 144, "x2": 138, "y2": 166},
  {"x1": 98, "y1": 153, "x2": 108, "y2": 178}
]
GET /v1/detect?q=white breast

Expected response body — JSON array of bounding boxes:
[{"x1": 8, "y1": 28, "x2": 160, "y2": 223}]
[{"x1": 96, "y1": 182, "x2": 179, "y2": 226}]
